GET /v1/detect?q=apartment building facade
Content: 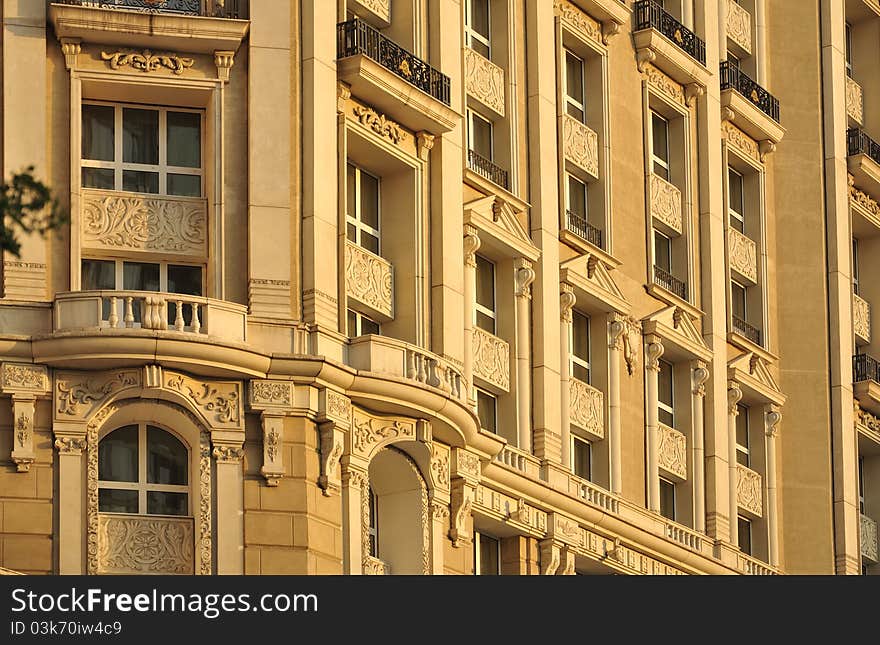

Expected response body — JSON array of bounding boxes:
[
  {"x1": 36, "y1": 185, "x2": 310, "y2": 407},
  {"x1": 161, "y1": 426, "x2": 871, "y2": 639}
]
[{"x1": 0, "y1": 0, "x2": 875, "y2": 575}]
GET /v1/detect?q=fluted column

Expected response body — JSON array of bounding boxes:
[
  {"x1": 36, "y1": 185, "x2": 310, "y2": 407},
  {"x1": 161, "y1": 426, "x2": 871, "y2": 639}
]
[
  {"x1": 608, "y1": 315, "x2": 626, "y2": 494},
  {"x1": 463, "y1": 225, "x2": 481, "y2": 407},
  {"x1": 691, "y1": 361, "x2": 710, "y2": 533},
  {"x1": 765, "y1": 406, "x2": 782, "y2": 567},
  {"x1": 727, "y1": 381, "x2": 743, "y2": 546},
  {"x1": 645, "y1": 335, "x2": 665, "y2": 512},
  {"x1": 515, "y1": 258, "x2": 536, "y2": 451},
  {"x1": 559, "y1": 285, "x2": 576, "y2": 468}
]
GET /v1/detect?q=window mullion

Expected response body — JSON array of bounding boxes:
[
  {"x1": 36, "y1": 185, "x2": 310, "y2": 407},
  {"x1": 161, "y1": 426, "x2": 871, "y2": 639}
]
[
  {"x1": 115, "y1": 106, "x2": 123, "y2": 191},
  {"x1": 159, "y1": 109, "x2": 167, "y2": 195},
  {"x1": 138, "y1": 423, "x2": 147, "y2": 514}
]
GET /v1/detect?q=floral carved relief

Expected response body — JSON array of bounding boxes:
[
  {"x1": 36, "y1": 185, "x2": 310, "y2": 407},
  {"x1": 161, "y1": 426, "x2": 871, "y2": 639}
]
[
  {"x1": 166, "y1": 372, "x2": 241, "y2": 427},
  {"x1": 345, "y1": 241, "x2": 393, "y2": 318},
  {"x1": 736, "y1": 464, "x2": 763, "y2": 517},
  {"x1": 861, "y1": 514, "x2": 878, "y2": 563},
  {"x1": 727, "y1": 227, "x2": 758, "y2": 284},
  {"x1": 847, "y1": 76, "x2": 864, "y2": 125},
  {"x1": 98, "y1": 515, "x2": 194, "y2": 574},
  {"x1": 464, "y1": 47, "x2": 505, "y2": 117},
  {"x1": 725, "y1": 0, "x2": 752, "y2": 54},
  {"x1": 351, "y1": 409, "x2": 416, "y2": 458},
  {"x1": 722, "y1": 122, "x2": 760, "y2": 163},
  {"x1": 56, "y1": 370, "x2": 141, "y2": 419},
  {"x1": 658, "y1": 424, "x2": 687, "y2": 480},
  {"x1": 472, "y1": 327, "x2": 510, "y2": 392},
  {"x1": 854, "y1": 293, "x2": 871, "y2": 343},
  {"x1": 101, "y1": 49, "x2": 194, "y2": 75},
  {"x1": 554, "y1": 0, "x2": 602, "y2": 44},
  {"x1": 562, "y1": 115, "x2": 599, "y2": 178},
  {"x1": 352, "y1": 105, "x2": 403, "y2": 145},
  {"x1": 354, "y1": 0, "x2": 391, "y2": 23},
  {"x1": 644, "y1": 64, "x2": 685, "y2": 106},
  {"x1": 569, "y1": 379, "x2": 604, "y2": 438},
  {"x1": 650, "y1": 173, "x2": 683, "y2": 234},
  {"x1": 2, "y1": 363, "x2": 48, "y2": 392}
]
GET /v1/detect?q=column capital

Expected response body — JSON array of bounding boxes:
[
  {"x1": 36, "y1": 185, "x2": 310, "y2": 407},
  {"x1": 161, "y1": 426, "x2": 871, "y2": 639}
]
[
  {"x1": 463, "y1": 225, "x2": 481, "y2": 268},
  {"x1": 765, "y1": 405, "x2": 782, "y2": 438},
  {"x1": 645, "y1": 336, "x2": 664, "y2": 372},
  {"x1": 692, "y1": 361, "x2": 710, "y2": 397},
  {"x1": 727, "y1": 381, "x2": 743, "y2": 414},
  {"x1": 515, "y1": 258, "x2": 536, "y2": 299},
  {"x1": 560, "y1": 283, "x2": 576, "y2": 323}
]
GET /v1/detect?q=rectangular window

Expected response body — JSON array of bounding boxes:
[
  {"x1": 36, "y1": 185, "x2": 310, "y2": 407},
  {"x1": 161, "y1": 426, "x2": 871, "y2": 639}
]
[
  {"x1": 81, "y1": 259, "x2": 203, "y2": 295},
  {"x1": 82, "y1": 102, "x2": 203, "y2": 197},
  {"x1": 474, "y1": 532, "x2": 500, "y2": 575},
  {"x1": 564, "y1": 49, "x2": 586, "y2": 122},
  {"x1": 728, "y1": 167, "x2": 745, "y2": 233},
  {"x1": 566, "y1": 174, "x2": 588, "y2": 219},
  {"x1": 845, "y1": 22, "x2": 853, "y2": 78},
  {"x1": 572, "y1": 435, "x2": 592, "y2": 481},
  {"x1": 465, "y1": 0, "x2": 491, "y2": 59},
  {"x1": 738, "y1": 516, "x2": 752, "y2": 555},
  {"x1": 732, "y1": 281, "x2": 747, "y2": 321},
  {"x1": 570, "y1": 310, "x2": 591, "y2": 384},
  {"x1": 736, "y1": 403, "x2": 750, "y2": 467},
  {"x1": 476, "y1": 388, "x2": 497, "y2": 434},
  {"x1": 658, "y1": 359, "x2": 674, "y2": 427},
  {"x1": 475, "y1": 254, "x2": 497, "y2": 333},
  {"x1": 654, "y1": 230, "x2": 672, "y2": 273},
  {"x1": 651, "y1": 111, "x2": 670, "y2": 181},
  {"x1": 659, "y1": 477, "x2": 676, "y2": 521},
  {"x1": 347, "y1": 309, "x2": 380, "y2": 338},
  {"x1": 346, "y1": 163, "x2": 381, "y2": 255},
  {"x1": 467, "y1": 109, "x2": 494, "y2": 161},
  {"x1": 368, "y1": 488, "x2": 379, "y2": 557},
  {"x1": 859, "y1": 455, "x2": 865, "y2": 514},
  {"x1": 853, "y1": 238, "x2": 860, "y2": 296}
]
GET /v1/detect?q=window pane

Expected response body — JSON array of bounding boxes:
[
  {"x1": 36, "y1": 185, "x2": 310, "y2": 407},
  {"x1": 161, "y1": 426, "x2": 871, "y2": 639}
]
[
  {"x1": 122, "y1": 108, "x2": 159, "y2": 165},
  {"x1": 573, "y1": 438, "x2": 591, "y2": 481},
  {"x1": 167, "y1": 111, "x2": 201, "y2": 168},
  {"x1": 728, "y1": 168, "x2": 744, "y2": 218},
  {"x1": 82, "y1": 259, "x2": 116, "y2": 290},
  {"x1": 658, "y1": 361, "x2": 673, "y2": 408},
  {"x1": 147, "y1": 491, "x2": 188, "y2": 516},
  {"x1": 82, "y1": 104, "x2": 115, "y2": 161},
  {"x1": 470, "y1": 113, "x2": 492, "y2": 159},
  {"x1": 477, "y1": 390, "x2": 496, "y2": 433},
  {"x1": 123, "y1": 262, "x2": 160, "y2": 292},
  {"x1": 99, "y1": 425, "x2": 138, "y2": 482},
  {"x1": 732, "y1": 283, "x2": 747, "y2": 319},
  {"x1": 363, "y1": 232, "x2": 380, "y2": 255},
  {"x1": 567, "y1": 175, "x2": 587, "y2": 216},
  {"x1": 471, "y1": 0, "x2": 490, "y2": 39},
  {"x1": 167, "y1": 265, "x2": 202, "y2": 296},
  {"x1": 99, "y1": 488, "x2": 138, "y2": 514},
  {"x1": 347, "y1": 223, "x2": 358, "y2": 244},
  {"x1": 659, "y1": 479, "x2": 675, "y2": 520},
  {"x1": 359, "y1": 171, "x2": 380, "y2": 230},
  {"x1": 738, "y1": 517, "x2": 752, "y2": 555},
  {"x1": 82, "y1": 167, "x2": 115, "y2": 190},
  {"x1": 122, "y1": 170, "x2": 159, "y2": 194},
  {"x1": 147, "y1": 426, "x2": 188, "y2": 485},
  {"x1": 651, "y1": 113, "x2": 669, "y2": 165},
  {"x1": 347, "y1": 309, "x2": 358, "y2": 337},
  {"x1": 167, "y1": 173, "x2": 201, "y2": 197},
  {"x1": 361, "y1": 315, "x2": 380, "y2": 336},
  {"x1": 572, "y1": 311, "x2": 590, "y2": 363},
  {"x1": 654, "y1": 231, "x2": 671, "y2": 271},
  {"x1": 476, "y1": 312, "x2": 496, "y2": 334},
  {"x1": 565, "y1": 52, "x2": 584, "y2": 110},
  {"x1": 478, "y1": 533, "x2": 499, "y2": 575},
  {"x1": 475, "y1": 256, "x2": 495, "y2": 311}
]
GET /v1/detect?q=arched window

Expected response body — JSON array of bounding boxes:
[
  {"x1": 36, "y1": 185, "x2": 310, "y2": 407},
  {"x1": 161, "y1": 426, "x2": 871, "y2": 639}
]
[{"x1": 98, "y1": 424, "x2": 189, "y2": 516}]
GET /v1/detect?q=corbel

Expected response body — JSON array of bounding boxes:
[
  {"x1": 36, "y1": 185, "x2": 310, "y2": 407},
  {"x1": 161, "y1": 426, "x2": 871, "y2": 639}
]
[
  {"x1": 317, "y1": 388, "x2": 352, "y2": 496},
  {"x1": 449, "y1": 448, "x2": 481, "y2": 547},
  {"x1": 1, "y1": 363, "x2": 50, "y2": 472},
  {"x1": 214, "y1": 50, "x2": 235, "y2": 82}
]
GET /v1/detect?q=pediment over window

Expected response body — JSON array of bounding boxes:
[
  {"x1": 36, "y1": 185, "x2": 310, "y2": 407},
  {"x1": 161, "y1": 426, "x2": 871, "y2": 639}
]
[
  {"x1": 464, "y1": 195, "x2": 540, "y2": 261},
  {"x1": 560, "y1": 253, "x2": 629, "y2": 315},
  {"x1": 728, "y1": 352, "x2": 786, "y2": 406},
  {"x1": 642, "y1": 305, "x2": 711, "y2": 361}
]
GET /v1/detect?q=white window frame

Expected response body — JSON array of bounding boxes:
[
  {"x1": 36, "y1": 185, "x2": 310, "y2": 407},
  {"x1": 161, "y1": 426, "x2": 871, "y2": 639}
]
[
  {"x1": 736, "y1": 403, "x2": 750, "y2": 467},
  {"x1": 465, "y1": 0, "x2": 491, "y2": 59},
  {"x1": 564, "y1": 48, "x2": 586, "y2": 123},
  {"x1": 569, "y1": 310, "x2": 591, "y2": 384},
  {"x1": 475, "y1": 387, "x2": 497, "y2": 434},
  {"x1": 474, "y1": 531, "x2": 500, "y2": 575},
  {"x1": 566, "y1": 173, "x2": 588, "y2": 218},
  {"x1": 81, "y1": 258, "x2": 204, "y2": 295},
  {"x1": 659, "y1": 476, "x2": 676, "y2": 521},
  {"x1": 81, "y1": 101, "x2": 204, "y2": 197},
  {"x1": 658, "y1": 359, "x2": 675, "y2": 428},
  {"x1": 728, "y1": 167, "x2": 745, "y2": 233},
  {"x1": 731, "y1": 280, "x2": 748, "y2": 321},
  {"x1": 98, "y1": 422, "x2": 190, "y2": 516},
  {"x1": 467, "y1": 108, "x2": 494, "y2": 161},
  {"x1": 346, "y1": 163, "x2": 381, "y2": 254},
  {"x1": 347, "y1": 308, "x2": 380, "y2": 338},
  {"x1": 474, "y1": 254, "x2": 497, "y2": 334},
  {"x1": 653, "y1": 230, "x2": 672, "y2": 273},
  {"x1": 571, "y1": 434, "x2": 592, "y2": 481},
  {"x1": 650, "y1": 111, "x2": 670, "y2": 181}
]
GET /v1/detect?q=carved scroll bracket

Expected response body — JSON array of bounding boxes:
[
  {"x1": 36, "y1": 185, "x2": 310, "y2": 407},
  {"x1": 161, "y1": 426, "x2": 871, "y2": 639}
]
[
  {"x1": 214, "y1": 50, "x2": 235, "y2": 82},
  {"x1": 319, "y1": 422, "x2": 345, "y2": 497},
  {"x1": 449, "y1": 476, "x2": 475, "y2": 549},
  {"x1": 10, "y1": 396, "x2": 36, "y2": 472},
  {"x1": 260, "y1": 413, "x2": 285, "y2": 487}
]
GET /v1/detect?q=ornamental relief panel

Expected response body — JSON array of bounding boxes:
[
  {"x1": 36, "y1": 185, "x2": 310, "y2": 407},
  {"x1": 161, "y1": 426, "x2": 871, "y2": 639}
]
[
  {"x1": 472, "y1": 327, "x2": 511, "y2": 392},
  {"x1": 101, "y1": 49, "x2": 194, "y2": 75},
  {"x1": 563, "y1": 115, "x2": 599, "y2": 179},
  {"x1": 344, "y1": 240, "x2": 394, "y2": 318},
  {"x1": 727, "y1": 227, "x2": 758, "y2": 284},
  {"x1": 644, "y1": 63, "x2": 685, "y2": 106},
  {"x1": 55, "y1": 370, "x2": 141, "y2": 421},
  {"x1": 736, "y1": 464, "x2": 763, "y2": 517},
  {"x1": 165, "y1": 372, "x2": 242, "y2": 428},
  {"x1": 97, "y1": 514, "x2": 194, "y2": 575},
  {"x1": 722, "y1": 122, "x2": 760, "y2": 163},
  {"x1": 249, "y1": 380, "x2": 292, "y2": 409},
  {"x1": 82, "y1": 189, "x2": 207, "y2": 257},
  {"x1": 350, "y1": 408, "x2": 427, "y2": 459},
  {"x1": 1, "y1": 363, "x2": 49, "y2": 394},
  {"x1": 861, "y1": 514, "x2": 878, "y2": 563},
  {"x1": 850, "y1": 180, "x2": 880, "y2": 221},
  {"x1": 847, "y1": 76, "x2": 864, "y2": 125},
  {"x1": 464, "y1": 46, "x2": 505, "y2": 117},
  {"x1": 352, "y1": 0, "x2": 391, "y2": 23},
  {"x1": 854, "y1": 293, "x2": 871, "y2": 344},
  {"x1": 650, "y1": 173, "x2": 683, "y2": 235},
  {"x1": 554, "y1": 0, "x2": 602, "y2": 45},
  {"x1": 725, "y1": 0, "x2": 752, "y2": 54},
  {"x1": 352, "y1": 105, "x2": 404, "y2": 145},
  {"x1": 569, "y1": 379, "x2": 604, "y2": 439},
  {"x1": 658, "y1": 423, "x2": 687, "y2": 480}
]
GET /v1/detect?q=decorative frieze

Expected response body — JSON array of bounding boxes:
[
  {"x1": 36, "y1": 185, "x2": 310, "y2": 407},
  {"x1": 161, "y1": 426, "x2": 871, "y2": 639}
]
[
  {"x1": 846, "y1": 74, "x2": 863, "y2": 125},
  {"x1": 722, "y1": 121, "x2": 761, "y2": 163},
  {"x1": 363, "y1": 555, "x2": 391, "y2": 575},
  {"x1": 547, "y1": 513, "x2": 586, "y2": 549},
  {"x1": 736, "y1": 464, "x2": 763, "y2": 517},
  {"x1": 861, "y1": 513, "x2": 878, "y2": 563},
  {"x1": 554, "y1": 0, "x2": 602, "y2": 45},
  {"x1": 1, "y1": 363, "x2": 49, "y2": 394},
  {"x1": 344, "y1": 240, "x2": 393, "y2": 318},
  {"x1": 350, "y1": 408, "x2": 428, "y2": 459},
  {"x1": 101, "y1": 49, "x2": 194, "y2": 75},
  {"x1": 728, "y1": 226, "x2": 758, "y2": 284},
  {"x1": 464, "y1": 46, "x2": 505, "y2": 117},
  {"x1": 351, "y1": 0, "x2": 391, "y2": 24},
  {"x1": 249, "y1": 380, "x2": 293, "y2": 409},
  {"x1": 352, "y1": 105, "x2": 404, "y2": 145},
  {"x1": 658, "y1": 423, "x2": 687, "y2": 480},
  {"x1": 212, "y1": 445, "x2": 244, "y2": 463},
  {"x1": 97, "y1": 514, "x2": 194, "y2": 575},
  {"x1": 849, "y1": 175, "x2": 880, "y2": 222},
  {"x1": 165, "y1": 372, "x2": 242, "y2": 428},
  {"x1": 644, "y1": 63, "x2": 685, "y2": 106},
  {"x1": 854, "y1": 293, "x2": 871, "y2": 344},
  {"x1": 473, "y1": 484, "x2": 548, "y2": 536},
  {"x1": 650, "y1": 173, "x2": 683, "y2": 235},
  {"x1": 569, "y1": 379, "x2": 604, "y2": 439},
  {"x1": 82, "y1": 189, "x2": 207, "y2": 257},
  {"x1": 55, "y1": 370, "x2": 141, "y2": 420},
  {"x1": 429, "y1": 443, "x2": 451, "y2": 492},
  {"x1": 472, "y1": 327, "x2": 510, "y2": 392},
  {"x1": 725, "y1": 0, "x2": 752, "y2": 54},
  {"x1": 855, "y1": 404, "x2": 880, "y2": 439},
  {"x1": 563, "y1": 114, "x2": 599, "y2": 179}
]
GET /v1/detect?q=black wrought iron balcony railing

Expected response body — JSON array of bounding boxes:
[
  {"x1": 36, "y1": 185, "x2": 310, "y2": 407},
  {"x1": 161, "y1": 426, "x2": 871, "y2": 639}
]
[
  {"x1": 732, "y1": 315, "x2": 762, "y2": 346},
  {"x1": 653, "y1": 266, "x2": 688, "y2": 300},
  {"x1": 337, "y1": 18, "x2": 451, "y2": 106},
  {"x1": 566, "y1": 210, "x2": 603, "y2": 249},
  {"x1": 847, "y1": 128, "x2": 880, "y2": 165},
  {"x1": 468, "y1": 150, "x2": 509, "y2": 190},
  {"x1": 854, "y1": 354, "x2": 880, "y2": 384},
  {"x1": 54, "y1": 0, "x2": 240, "y2": 18},
  {"x1": 633, "y1": 0, "x2": 706, "y2": 66},
  {"x1": 720, "y1": 62, "x2": 780, "y2": 124}
]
